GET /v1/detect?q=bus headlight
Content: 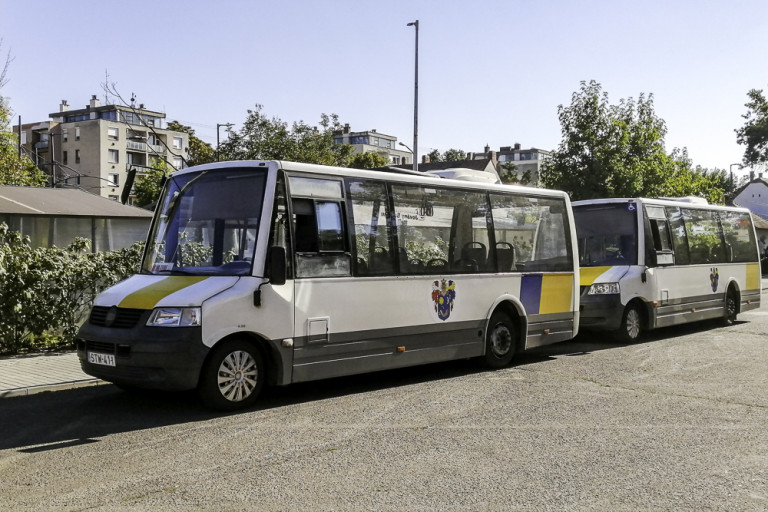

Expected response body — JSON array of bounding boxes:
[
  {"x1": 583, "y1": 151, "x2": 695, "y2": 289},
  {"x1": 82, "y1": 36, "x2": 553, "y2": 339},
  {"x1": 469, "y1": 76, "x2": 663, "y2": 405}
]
[
  {"x1": 147, "y1": 307, "x2": 202, "y2": 327},
  {"x1": 588, "y1": 282, "x2": 620, "y2": 295}
]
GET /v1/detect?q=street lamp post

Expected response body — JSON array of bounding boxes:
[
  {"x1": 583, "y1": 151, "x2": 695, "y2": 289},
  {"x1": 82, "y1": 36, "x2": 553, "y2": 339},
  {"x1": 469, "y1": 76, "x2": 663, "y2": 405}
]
[
  {"x1": 398, "y1": 141, "x2": 413, "y2": 166},
  {"x1": 217, "y1": 123, "x2": 234, "y2": 161},
  {"x1": 407, "y1": 20, "x2": 419, "y2": 172}
]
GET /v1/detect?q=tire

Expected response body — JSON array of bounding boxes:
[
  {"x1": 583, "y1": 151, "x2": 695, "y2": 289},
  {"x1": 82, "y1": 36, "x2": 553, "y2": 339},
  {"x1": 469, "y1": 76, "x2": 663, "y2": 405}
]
[
  {"x1": 198, "y1": 340, "x2": 265, "y2": 411},
  {"x1": 483, "y1": 311, "x2": 516, "y2": 368},
  {"x1": 617, "y1": 303, "x2": 642, "y2": 342},
  {"x1": 723, "y1": 290, "x2": 738, "y2": 326}
]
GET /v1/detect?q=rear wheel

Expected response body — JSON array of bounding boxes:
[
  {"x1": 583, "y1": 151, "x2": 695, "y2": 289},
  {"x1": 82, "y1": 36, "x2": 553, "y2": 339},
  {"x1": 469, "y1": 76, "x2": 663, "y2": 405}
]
[
  {"x1": 723, "y1": 290, "x2": 738, "y2": 326},
  {"x1": 617, "y1": 303, "x2": 642, "y2": 342},
  {"x1": 483, "y1": 311, "x2": 516, "y2": 368},
  {"x1": 198, "y1": 340, "x2": 265, "y2": 410}
]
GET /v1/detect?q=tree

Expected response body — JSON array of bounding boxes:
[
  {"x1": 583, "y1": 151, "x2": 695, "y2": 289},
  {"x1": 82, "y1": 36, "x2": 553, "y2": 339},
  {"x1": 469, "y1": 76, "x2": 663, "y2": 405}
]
[
  {"x1": 166, "y1": 121, "x2": 215, "y2": 167},
  {"x1": 132, "y1": 157, "x2": 171, "y2": 208},
  {"x1": 540, "y1": 80, "x2": 723, "y2": 202},
  {"x1": 348, "y1": 151, "x2": 388, "y2": 169},
  {"x1": 218, "y1": 105, "x2": 354, "y2": 166},
  {"x1": 735, "y1": 88, "x2": 768, "y2": 167}
]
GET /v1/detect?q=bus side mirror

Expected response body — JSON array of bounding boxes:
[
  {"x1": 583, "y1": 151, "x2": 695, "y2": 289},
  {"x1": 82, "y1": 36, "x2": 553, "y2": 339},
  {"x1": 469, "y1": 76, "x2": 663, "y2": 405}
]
[{"x1": 269, "y1": 246, "x2": 287, "y2": 285}]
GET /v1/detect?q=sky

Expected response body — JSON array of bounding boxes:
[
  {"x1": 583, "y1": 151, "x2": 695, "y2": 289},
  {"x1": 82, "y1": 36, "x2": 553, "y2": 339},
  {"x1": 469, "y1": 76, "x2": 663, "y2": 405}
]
[{"x1": 2, "y1": 0, "x2": 767, "y2": 177}]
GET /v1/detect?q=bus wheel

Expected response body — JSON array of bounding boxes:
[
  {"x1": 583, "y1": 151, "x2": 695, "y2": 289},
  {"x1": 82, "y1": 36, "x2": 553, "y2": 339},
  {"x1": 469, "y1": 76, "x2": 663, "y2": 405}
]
[
  {"x1": 617, "y1": 304, "x2": 642, "y2": 342},
  {"x1": 198, "y1": 340, "x2": 264, "y2": 410},
  {"x1": 723, "y1": 290, "x2": 738, "y2": 326},
  {"x1": 483, "y1": 311, "x2": 516, "y2": 368}
]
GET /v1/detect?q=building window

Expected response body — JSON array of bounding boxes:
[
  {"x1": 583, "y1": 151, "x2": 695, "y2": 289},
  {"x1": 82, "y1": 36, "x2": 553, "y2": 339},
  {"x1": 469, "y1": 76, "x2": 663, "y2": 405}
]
[
  {"x1": 107, "y1": 127, "x2": 119, "y2": 140},
  {"x1": 108, "y1": 149, "x2": 119, "y2": 163},
  {"x1": 108, "y1": 173, "x2": 119, "y2": 187},
  {"x1": 173, "y1": 156, "x2": 183, "y2": 169},
  {"x1": 75, "y1": 149, "x2": 80, "y2": 164},
  {"x1": 63, "y1": 151, "x2": 68, "y2": 165},
  {"x1": 62, "y1": 129, "x2": 68, "y2": 142},
  {"x1": 75, "y1": 127, "x2": 81, "y2": 141},
  {"x1": 172, "y1": 137, "x2": 182, "y2": 150}
]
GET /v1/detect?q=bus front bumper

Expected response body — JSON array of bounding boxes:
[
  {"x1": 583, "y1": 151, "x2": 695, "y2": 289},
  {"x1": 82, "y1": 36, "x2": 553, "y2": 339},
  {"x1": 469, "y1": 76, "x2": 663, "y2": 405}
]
[
  {"x1": 76, "y1": 320, "x2": 209, "y2": 392},
  {"x1": 579, "y1": 294, "x2": 624, "y2": 331}
]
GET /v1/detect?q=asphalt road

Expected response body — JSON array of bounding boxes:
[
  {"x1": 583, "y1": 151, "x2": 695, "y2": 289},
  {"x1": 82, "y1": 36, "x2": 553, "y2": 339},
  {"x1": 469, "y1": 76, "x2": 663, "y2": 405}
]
[{"x1": 1, "y1": 308, "x2": 767, "y2": 511}]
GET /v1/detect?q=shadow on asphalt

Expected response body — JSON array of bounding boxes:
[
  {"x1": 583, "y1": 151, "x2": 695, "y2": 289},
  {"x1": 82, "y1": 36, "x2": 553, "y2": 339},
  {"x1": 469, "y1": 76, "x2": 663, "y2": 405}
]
[{"x1": 0, "y1": 317, "x2": 738, "y2": 452}]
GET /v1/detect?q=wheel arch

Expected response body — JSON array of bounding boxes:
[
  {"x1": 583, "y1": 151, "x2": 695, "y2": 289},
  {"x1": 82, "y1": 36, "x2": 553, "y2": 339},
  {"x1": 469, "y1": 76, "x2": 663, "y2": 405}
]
[
  {"x1": 486, "y1": 295, "x2": 526, "y2": 353},
  {"x1": 724, "y1": 278, "x2": 742, "y2": 315},
  {"x1": 201, "y1": 332, "x2": 285, "y2": 388}
]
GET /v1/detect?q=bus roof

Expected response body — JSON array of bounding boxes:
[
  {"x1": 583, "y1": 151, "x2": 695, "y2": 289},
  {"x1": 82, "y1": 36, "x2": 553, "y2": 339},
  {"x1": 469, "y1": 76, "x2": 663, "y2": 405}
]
[
  {"x1": 170, "y1": 160, "x2": 569, "y2": 200},
  {"x1": 572, "y1": 197, "x2": 751, "y2": 213}
]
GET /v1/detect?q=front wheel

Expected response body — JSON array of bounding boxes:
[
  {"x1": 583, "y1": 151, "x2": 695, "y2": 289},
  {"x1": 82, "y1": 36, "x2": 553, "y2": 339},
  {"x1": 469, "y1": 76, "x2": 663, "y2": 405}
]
[
  {"x1": 483, "y1": 311, "x2": 516, "y2": 368},
  {"x1": 723, "y1": 290, "x2": 738, "y2": 326},
  {"x1": 617, "y1": 304, "x2": 642, "y2": 342},
  {"x1": 198, "y1": 340, "x2": 265, "y2": 410}
]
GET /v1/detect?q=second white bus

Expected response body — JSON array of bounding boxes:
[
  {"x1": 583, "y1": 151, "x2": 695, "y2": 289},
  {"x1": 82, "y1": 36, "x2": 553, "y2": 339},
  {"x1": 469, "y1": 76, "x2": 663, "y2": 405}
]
[{"x1": 573, "y1": 197, "x2": 761, "y2": 341}]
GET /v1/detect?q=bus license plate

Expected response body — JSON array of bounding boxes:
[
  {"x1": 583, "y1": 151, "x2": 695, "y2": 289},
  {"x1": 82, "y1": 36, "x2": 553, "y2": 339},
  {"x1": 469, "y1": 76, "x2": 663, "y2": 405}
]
[{"x1": 88, "y1": 351, "x2": 116, "y2": 367}]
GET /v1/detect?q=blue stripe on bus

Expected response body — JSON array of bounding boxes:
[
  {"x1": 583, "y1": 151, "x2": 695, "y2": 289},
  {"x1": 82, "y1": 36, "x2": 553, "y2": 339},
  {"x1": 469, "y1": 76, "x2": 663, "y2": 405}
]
[{"x1": 521, "y1": 274, "x2": 543, "y2": 315}]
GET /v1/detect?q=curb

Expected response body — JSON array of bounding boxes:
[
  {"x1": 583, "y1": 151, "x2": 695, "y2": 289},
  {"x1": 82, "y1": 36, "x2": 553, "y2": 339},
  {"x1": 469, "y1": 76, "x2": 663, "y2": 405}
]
[{"x1": 0, "y1": 378, "x2": 105, "y2": 399}]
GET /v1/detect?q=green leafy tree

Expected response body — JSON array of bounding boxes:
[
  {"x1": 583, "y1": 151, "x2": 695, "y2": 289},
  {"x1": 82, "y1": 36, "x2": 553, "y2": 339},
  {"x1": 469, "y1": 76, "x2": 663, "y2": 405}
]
[
  {"x1": 219, "y1": 105, "x2": 354, "y2": 166},
  {"x1": 541, "y1": 80, "x2": 723, "y2": 203},
  {"x1": 348, "y1": 151, "x2": 388, "y2": 169},
  {"x1": 166, "y1": 120, "x2": 215, "y2": 167},
  {"x1": 735, "y1": 88, "x2": 768, "y2": 167},
  {"x1": 0, "y1": 99, "x2": 47, "y2": 186},
  {"x1": 132, "y1": 157, "x2": 171, "y2": 208},
  {"x1": 426, "y1": 148, "x2": 467, "y2": 164}
]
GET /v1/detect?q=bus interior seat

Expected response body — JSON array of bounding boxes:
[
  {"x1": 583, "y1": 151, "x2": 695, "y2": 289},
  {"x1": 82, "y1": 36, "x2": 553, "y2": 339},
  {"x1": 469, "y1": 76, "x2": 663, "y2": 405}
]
[
  {"x1": 460, "y1": 242, "x2": 487, "y2": 270},
  {"x1": 495, "y1": 242, "x2": 515, "y2": 271}
]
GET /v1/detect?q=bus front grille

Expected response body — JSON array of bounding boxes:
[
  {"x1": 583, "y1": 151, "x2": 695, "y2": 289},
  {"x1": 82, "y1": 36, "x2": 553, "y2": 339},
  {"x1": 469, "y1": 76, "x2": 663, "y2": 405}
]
[{"x1": 89, "y1": 306, "x2": 145, "y2": 329}]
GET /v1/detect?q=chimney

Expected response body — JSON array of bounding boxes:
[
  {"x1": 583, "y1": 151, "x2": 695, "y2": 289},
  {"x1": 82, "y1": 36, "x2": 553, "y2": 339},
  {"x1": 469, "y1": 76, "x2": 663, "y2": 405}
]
[
  {"x1": 514, "y1": 143, "x2": 521, "y2": 150},
  {"x1": 89, "y1": 95, "x2": 101, "y2": 108},
  {"x1": 60, "y1": 100, "x2": 69, "y2": 112},
  {"x1": 343, "y1": 123, "x2": 350, "y2": 134},
  {"x1": 484, "y1": 144, "x2": 490, "y2": 153}
]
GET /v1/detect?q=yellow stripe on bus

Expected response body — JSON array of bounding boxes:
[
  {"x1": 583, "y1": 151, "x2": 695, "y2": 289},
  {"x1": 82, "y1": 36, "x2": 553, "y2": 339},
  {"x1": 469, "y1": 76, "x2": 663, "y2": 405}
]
[
  {"x1": 579, "y1": 266, "x2": 612, "y2": 287},
  {"x1": 746, "y1": 262, "x2": 761, "y2": 291},
  {"x1": 119, "y1": 276, "x2": 209, "y2": 310},
  {"x1": 540, "y1": 274, "x2": 574, "y2": 314}
]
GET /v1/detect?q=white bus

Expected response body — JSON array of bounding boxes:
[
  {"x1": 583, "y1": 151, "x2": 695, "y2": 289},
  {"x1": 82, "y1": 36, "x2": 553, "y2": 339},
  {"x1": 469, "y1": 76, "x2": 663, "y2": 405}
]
[
  {"x1": 573, "y1": 197, "x2": 761, "y2": 341},
  {"x1": 77, "y1": 161, "x2": 579, "y2": 409}
]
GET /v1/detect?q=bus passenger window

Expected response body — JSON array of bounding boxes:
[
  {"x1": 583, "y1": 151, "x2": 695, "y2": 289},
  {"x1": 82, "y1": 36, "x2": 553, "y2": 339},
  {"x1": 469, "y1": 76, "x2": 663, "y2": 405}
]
[
  {"x1": 292, "y1": 198, "x2": 351, "y2": 278},
  {"x1": 347, "y1": 179, "x2": 394, "y2": 275}
]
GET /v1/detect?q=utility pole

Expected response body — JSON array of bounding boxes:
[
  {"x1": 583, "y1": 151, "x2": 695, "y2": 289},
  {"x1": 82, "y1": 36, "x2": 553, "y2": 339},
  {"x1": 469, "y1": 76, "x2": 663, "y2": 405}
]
[{"x1": 407, "y1": 20, "x2": 419, "y2": 172}]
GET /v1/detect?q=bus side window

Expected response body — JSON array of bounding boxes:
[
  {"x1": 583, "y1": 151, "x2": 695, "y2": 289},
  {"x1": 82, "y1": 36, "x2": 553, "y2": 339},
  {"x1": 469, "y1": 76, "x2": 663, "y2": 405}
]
[
  {"x1": 346, "y1": 179, "x2": 394, "y2": 276},
  {"x1": 292, "y1": 198, "x2": 351, "y2": 278}
]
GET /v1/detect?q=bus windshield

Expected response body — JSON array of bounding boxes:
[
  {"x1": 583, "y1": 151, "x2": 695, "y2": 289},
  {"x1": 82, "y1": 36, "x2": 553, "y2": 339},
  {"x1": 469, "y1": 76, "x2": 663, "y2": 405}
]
[
  {"x1": 574, "y1": 203, "x2": 638, "y2": 266},
  {"x1": 142, "y1": 168, "x2": 268, "y2": 276}
]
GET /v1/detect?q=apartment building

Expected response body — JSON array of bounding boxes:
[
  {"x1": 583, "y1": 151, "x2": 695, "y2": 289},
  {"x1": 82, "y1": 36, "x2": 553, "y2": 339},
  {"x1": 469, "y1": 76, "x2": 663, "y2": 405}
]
[
  {"x1": 472, "y1": 143, "x2": 551, "y2": 186},
  {"x1": 333, "y1": 124, "x2": 412, "y2": 166},
  {"x1": 16, "y1": 96, "x2": 189, "y2": 203}
]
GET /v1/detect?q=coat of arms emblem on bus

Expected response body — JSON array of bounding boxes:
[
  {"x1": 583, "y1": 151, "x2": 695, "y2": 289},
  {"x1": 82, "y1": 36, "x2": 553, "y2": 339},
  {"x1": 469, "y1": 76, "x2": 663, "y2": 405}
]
[
  {"x1": 710, "y1": 267, "x2": 719, "y2": 292},
  {"x1": 432, "y1": 279, "x2": 456, "y2": 321}
]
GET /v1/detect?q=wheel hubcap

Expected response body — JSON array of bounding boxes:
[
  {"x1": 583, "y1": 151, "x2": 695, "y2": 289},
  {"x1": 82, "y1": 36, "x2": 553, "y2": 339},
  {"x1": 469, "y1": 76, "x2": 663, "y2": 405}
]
[
  {"x1": 626, "y1": 309, "x2": 641, "y2": 339},
  {"x1": 217, "y1": 350, "x2": 258, "y2": 402},
  {"x1": 490, "y1": 323, "x2": 513, "y2": 357}
]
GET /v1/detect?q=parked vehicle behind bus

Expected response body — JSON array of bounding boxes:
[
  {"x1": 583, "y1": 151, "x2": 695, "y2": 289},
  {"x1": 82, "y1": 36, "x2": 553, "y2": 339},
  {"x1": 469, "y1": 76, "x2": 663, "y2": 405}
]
[
  {"x1": 573, "y1": 197, "x2": 761, "y2": 341},
  {"x1": 77, "y1": 161, "x2": 579, "y2": 410}
]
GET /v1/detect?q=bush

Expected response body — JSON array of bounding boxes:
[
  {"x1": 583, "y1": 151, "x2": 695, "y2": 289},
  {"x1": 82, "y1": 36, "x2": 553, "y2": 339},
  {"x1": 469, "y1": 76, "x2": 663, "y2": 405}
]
[{"x1": 0, "y1": 223, "x2": 143, "y2": 354}]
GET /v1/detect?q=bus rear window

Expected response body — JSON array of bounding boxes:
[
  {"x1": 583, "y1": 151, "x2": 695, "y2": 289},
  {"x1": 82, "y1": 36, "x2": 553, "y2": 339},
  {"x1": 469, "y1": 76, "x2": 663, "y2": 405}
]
[{"x1": 574, "y1": 204, "x2": 638, "y2": 266}]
